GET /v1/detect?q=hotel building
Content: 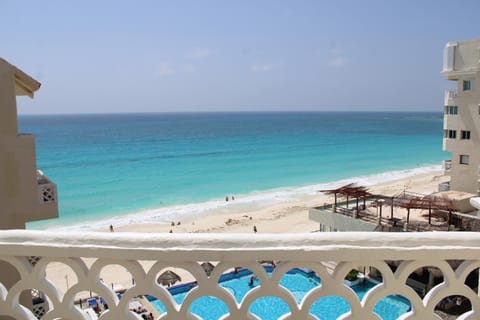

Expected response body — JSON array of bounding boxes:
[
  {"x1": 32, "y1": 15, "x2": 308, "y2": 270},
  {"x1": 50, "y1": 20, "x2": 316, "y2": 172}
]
[{"x1": 442, "y1": 38, "x2": 480, "y2": 195}]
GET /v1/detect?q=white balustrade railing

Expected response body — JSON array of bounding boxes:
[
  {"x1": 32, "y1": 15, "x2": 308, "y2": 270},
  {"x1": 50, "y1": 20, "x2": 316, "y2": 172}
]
[{"x1": 0, "y1": 231, "x2": 479, "y2": 320}]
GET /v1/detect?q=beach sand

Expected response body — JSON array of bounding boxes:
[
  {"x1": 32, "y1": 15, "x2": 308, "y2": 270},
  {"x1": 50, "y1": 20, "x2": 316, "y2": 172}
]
[
  {"x1": 46, "y1": 169, "x2": 448, "y2": 303},
  {"x1": 114, "y1": 169, "x2": 448, "y2": 234}
]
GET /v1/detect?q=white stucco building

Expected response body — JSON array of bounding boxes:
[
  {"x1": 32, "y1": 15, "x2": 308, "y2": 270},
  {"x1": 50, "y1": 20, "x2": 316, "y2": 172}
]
[{"x1": 442, "y1": 38, "x2": 480, "y2": 195}]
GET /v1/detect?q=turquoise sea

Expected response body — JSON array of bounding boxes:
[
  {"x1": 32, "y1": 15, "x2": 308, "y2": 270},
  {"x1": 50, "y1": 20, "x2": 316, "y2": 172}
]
[{"x1": 19, "y1": 112, "x2": 446, "y2": 230}]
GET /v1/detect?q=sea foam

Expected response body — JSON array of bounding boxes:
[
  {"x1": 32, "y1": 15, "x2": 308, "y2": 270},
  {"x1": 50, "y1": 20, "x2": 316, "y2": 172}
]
[{"x1": 47, "y1": 164, "x2": 441, "y2": 231}]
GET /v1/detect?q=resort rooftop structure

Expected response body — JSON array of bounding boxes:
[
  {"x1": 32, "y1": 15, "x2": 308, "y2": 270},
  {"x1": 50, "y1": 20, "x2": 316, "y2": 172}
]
[
  {"x1": 309, "y1": 182, "x2": 480, "y2": 233},
  {"x1": 3, "y1": 40, "x2": 480, "y2": 319}
]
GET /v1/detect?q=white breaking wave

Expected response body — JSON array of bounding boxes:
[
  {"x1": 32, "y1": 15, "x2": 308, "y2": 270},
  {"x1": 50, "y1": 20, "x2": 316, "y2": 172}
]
[{"x1": 46, "y1": 164, "x2": 442, "y2": 231}]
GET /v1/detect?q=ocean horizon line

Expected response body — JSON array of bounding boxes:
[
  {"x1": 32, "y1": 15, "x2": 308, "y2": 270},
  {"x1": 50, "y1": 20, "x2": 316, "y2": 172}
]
[{"x1": 18, "y1": 110, "x2": 442, "y2": 117}]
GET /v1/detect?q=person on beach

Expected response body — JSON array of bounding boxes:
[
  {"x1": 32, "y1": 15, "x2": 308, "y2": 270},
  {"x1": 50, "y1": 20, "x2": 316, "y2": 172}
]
[
  {"x1": 109, "y1": 225, "x2": 114, "y2": 232},
  {"x1": 226, "y1": 196, "x2": 229, "y2": 201},
  {"x1": 232, "y1": 195, "x2": 235, "y2": 200},
  {"x1": 253, "y1": 225, "x2": 257, "y2": 233}
]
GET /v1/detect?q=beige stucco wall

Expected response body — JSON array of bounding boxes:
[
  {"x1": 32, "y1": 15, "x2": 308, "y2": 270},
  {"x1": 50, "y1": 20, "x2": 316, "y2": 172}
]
[
  {"x1": 0, "y1": 61, "x2": 40, "y2": 229},
  {"x1": 0, "y1": 59, "x2": 57, "y2": 319},
  {"x1": 0, "y1": 134, "x2": 46, "y2": 228},
  {"x1": 453, "y1": 40, "x2": 480, "y2": 73},
  {"x1": 0, "y1": 62, "x2": 19, "y2": 136},
  {"x1": 0, "y1": 59, "x2": 58, "y2": 229},
  {"x1": 443, "y1": 39, "x2": 480, "y2": 194},
  {"x1": 449, "y1": 72, "x2": 480, "y2": 193}
]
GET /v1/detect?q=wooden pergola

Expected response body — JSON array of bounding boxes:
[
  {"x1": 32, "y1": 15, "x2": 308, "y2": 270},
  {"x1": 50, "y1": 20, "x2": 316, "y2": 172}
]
[
  {"x1": 319, "y1": 183, "x2": 375, "y2": 213},
  {"x1": 320, "y1": 184, "x2": 459, "y2": 227},
  {"x1": 397, "y1": 193, "x2": 458, "y2": 225}
]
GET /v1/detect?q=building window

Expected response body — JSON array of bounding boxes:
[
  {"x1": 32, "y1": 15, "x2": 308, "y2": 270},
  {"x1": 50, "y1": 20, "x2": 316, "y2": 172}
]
[
  {"x1": 460, "y1": 155, "x2": 470, "y2": 165},
  {"x1": 463, "y1": 80, "x2": 472, "y2": 91},
  {"x1": 444, "y1": 129, "x2": 456, "y2": 139},
  {"x1": 445, "y1": 106, "x2": 458, "y2": 114},
  {"x1": 461, "y1": 130, "x2": 471, "y2": 140}
]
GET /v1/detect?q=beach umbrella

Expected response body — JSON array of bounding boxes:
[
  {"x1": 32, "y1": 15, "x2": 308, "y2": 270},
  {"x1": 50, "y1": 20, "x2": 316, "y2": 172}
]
[
  {"x1": 258, "y1": 260, "x2": 274, "y2": 265},
  {"x1": 157, "y1": 270, "x2": 181, "y2": 287},
  {"x1": 201, "y1": 262, "x2": 215, "y2": 276}
]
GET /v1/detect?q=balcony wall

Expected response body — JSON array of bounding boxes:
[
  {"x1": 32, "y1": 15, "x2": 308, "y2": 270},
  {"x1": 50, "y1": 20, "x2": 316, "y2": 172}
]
[
  {"x1": 0, "y1": 134, "x2": 59, "y2": 225},
  {"x1": 309, "y1": 208, "x2": 377, "y2": 231},
  {"x1": 0, "y1": 134, "x2": 38, "y2": 229},
  {"x1": 444, "y1": 89, "x2": 458, "y2": 106},
  {"x1": 0, "y1": 231, "x2": 479, "y2": 319},
  {"x1": 443, "y1": 137, "x2": 457, "y2": 152},
  {"x1": 443, "y1": 114, "x2": 459, "y2": 131}
]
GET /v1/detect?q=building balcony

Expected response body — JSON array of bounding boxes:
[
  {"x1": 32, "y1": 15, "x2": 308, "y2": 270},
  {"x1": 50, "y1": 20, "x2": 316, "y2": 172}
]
[
  {"x1": 438, "y1": 181, "x2": 451, "y2": 192},
  {"x1": 442, "y1": 137, "x2": 456, "y2": 152},
  {"x1": 444, "y1": 89, "x2": 457, "y2": 106},
  {"x1": 36, "y1": 170, "x2": 57, "y2": 205},
  {"x1": 443, "y1": 159, "x2": 452, "y2": 173},
  {"x1": 443, "y1": 113, "x2": 459, "y2": 130},
  {"x1": 27, "y1": 170, "x2": 59, "y2": 222},
  {"x1": 0, "y1": 230, "x2": 479, "y2": 319}
]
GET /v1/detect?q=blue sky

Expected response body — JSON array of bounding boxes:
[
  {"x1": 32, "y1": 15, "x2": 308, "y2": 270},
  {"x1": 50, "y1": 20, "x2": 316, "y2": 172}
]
[{"x1": 2, "y1": 1, "x2": 479, "y2": 114}]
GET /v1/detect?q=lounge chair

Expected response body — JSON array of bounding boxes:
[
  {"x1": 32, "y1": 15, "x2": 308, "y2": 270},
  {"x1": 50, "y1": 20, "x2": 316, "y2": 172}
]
[{"x1": 87, "y1": 299, "x2": 98, "y2": 308}]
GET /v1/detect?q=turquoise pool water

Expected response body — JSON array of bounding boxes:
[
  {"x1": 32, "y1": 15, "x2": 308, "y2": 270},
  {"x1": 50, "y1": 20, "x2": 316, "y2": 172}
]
[{"x1": 148, "y1": 269, "x2": 410, "y2": 319}]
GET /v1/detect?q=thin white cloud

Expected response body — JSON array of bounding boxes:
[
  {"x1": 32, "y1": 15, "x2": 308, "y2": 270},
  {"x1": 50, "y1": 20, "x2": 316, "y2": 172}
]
[
  {"x1": 326, "y1": 46, "x2": 348, "y2": 68},
  {"x1": 327, "y1": 56, "x2": 348, "y2": 67},
  {"x1": 182, "y1": 64, "x2": 196, "y2": 73},
  {"x1": 154, "y1": 63, "x2": 175, "y2": 77},
  {"x1": 251, "y1": 63, "x2": 278, "y2": 72},
  {"x1": 187, "y1": 47, "x2": 211, "y2": 59}
]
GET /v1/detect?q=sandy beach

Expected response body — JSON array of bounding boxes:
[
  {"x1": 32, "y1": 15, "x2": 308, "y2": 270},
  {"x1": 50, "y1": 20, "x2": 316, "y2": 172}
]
[
  {"x1": 46, "y1": 169, "x2": 448, "y2": 313},
  {"x1": 114, "y1": 169, "x2": 447, "y2": 234}
]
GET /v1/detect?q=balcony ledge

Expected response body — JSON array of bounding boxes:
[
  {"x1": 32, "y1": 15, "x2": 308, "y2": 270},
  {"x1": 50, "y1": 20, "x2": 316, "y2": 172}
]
[
  {"x1": 2, "y1": 230, "x2": 480, "y2": 259},
  {"x1": 1, "y1": 231, "x2": 480, "y2": 319}
]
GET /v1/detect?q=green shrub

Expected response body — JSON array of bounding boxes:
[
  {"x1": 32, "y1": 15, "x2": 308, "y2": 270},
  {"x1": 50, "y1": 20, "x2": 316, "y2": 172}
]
[{"x1": 345, "y1": 269, "x2": 359, "y2": 281}]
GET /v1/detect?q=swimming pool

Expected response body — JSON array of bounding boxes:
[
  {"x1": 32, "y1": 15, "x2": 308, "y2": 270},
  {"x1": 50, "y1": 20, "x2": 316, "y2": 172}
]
[{"x1": 148, "y1": 268, "x2": 410, "y2": 319}]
